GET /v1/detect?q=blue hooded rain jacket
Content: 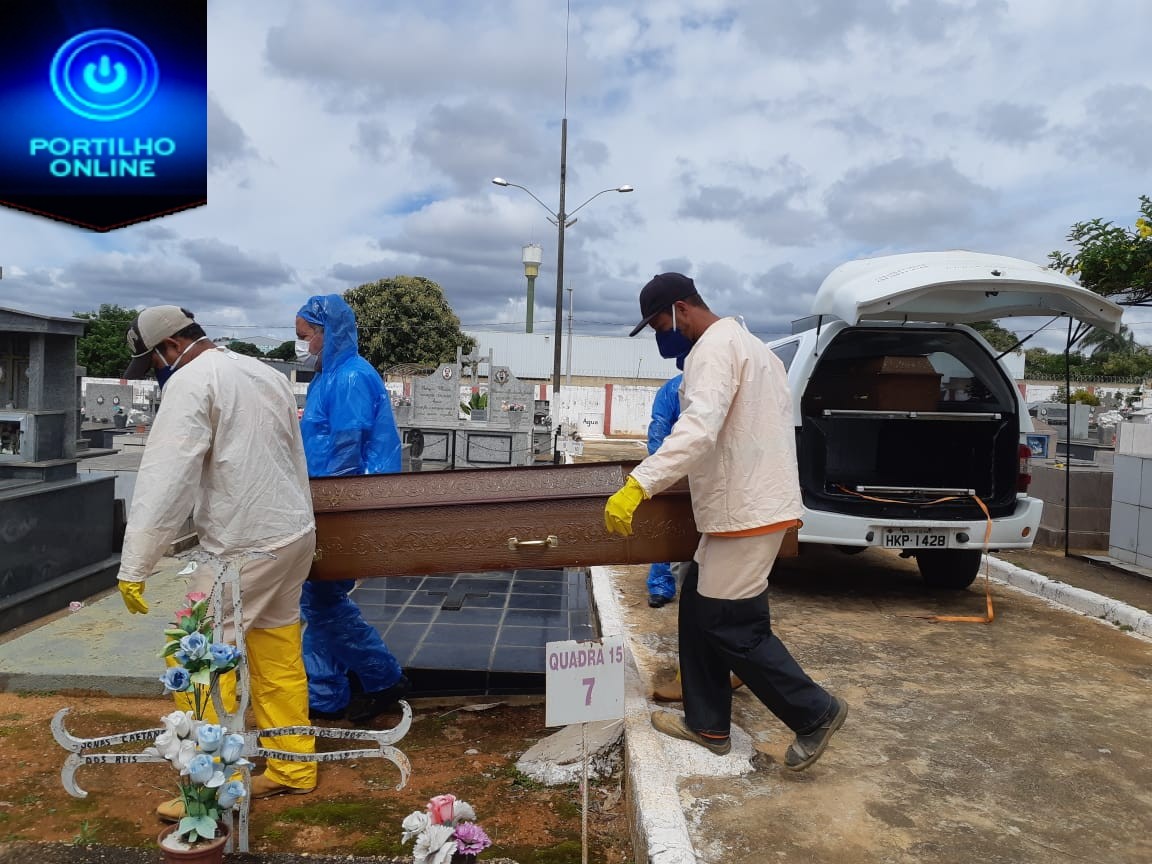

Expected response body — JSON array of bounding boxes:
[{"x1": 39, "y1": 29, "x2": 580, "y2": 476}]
[
  {"x1": 646, "y1": 375, "x2": 682, "y2": 599},
  {"x1": 296, "y1": 294, "x2": 403, "y2": 712}
]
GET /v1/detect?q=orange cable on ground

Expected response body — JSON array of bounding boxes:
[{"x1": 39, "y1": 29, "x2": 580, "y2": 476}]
[{"x1": 834, "y1": 486, "x2": 995, "y2": 624}]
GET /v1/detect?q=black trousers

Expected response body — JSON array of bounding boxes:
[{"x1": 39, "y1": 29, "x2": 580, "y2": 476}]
[{"x1": 679, "y1": 561, "x2": 833, "y2": 737}]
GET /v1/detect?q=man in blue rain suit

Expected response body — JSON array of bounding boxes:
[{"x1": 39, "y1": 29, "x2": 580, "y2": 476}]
[
  {"x1": 646, "y1": 374, "x2": 682, "y2": 608},
  {"x1": 295, "y1": 294, "x2": 411, "y2": 723}
]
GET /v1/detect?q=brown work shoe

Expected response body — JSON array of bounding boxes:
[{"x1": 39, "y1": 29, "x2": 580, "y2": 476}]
[
  {"x1": 249, "y1": 773, "x2": 316, "y2": 799},
  {"x1": 650, "y1": 711, "x2": 731, "y2": 755},
  {"x1": 651, "y1": 674, "x2": 744, "y2": 703},
  {"x1": 651, "y1": 679, "x2": 683, "y2": 702},
  {"x1": 784, "y1": 696, "x2": 848, "y2": 772},
  {"x1": 156, "y1": 797, "x2": 185, "y2": 823}
]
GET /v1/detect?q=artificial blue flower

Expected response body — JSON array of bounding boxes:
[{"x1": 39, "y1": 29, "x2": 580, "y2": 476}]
[
  {"x1": 161, "y1": 667, "x2": 191, "y2": 693},
  {"x1": 183, "y1": 753, "x2": 215, "y2": 785},
  {"x1": 216, "y1": 779, "x2": 247, "y2": 809},
  {"x1": 209, "y1": 642, "x2": 238, "y2": 669},
  {"x1": 196, "y1": 723, "x2": 224, "y2": 753},
  {"x1": 219, "y1": 733, "x2": 246, "y2": 764},
  {"x1": 179, "y1": 632, "x2": 209, "y2": 661}
]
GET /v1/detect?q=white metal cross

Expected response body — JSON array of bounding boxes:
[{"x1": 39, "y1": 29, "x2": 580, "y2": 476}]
[{"x1": 52, "y1": 550, "x2": 412, "y2": 852}]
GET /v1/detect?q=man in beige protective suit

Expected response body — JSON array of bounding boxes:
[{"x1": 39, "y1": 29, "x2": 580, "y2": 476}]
[
  {"x1": 116, "y1": 306, "x2": 318, "y2": 815},
  {"x1": 604, "y1": 274, "x2": 847, "y2": 771}
]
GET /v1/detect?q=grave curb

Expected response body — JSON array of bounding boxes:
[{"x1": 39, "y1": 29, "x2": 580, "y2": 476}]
[
  {"x1": 589, "y1": 565, "x2": 698, "y2": 864},
  {"x1": 985, "y1": 555, "x2": 1152, "y2": 639}
]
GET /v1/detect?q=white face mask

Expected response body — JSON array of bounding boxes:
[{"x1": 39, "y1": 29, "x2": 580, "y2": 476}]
[{"x1": 295, "y1": 339, "x2": 319, "y2": 370}]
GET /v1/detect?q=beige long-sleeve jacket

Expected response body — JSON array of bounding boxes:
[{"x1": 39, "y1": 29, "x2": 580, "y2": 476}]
[
  {"x1": 630, "y1": 317, "x2": 803, "y2": 534},
  {"x1": 118, "y1": 348, "x2": 315, "y2": 583}
]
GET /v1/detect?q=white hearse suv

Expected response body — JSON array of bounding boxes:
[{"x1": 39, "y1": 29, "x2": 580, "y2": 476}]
[{"x1": 766, "y1": 251, "x2": 1123, "y2": 589}]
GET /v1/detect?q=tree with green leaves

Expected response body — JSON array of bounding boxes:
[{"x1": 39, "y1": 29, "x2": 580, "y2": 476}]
[
  {"x1": 266, "y1": 340, "x2": 297, "y2": 361},
  {"x1": 1069, "y1": 388, "x2": 1100, "y2": 406},
  {"x1": 226, "y1": 340, "x2": 264, "y2": 357},
  {"x1": 74, "y1": 304, "x2": 138, "y2": 377},
  {"x1": 1079, "y1": 323, "x2": 1139, "y2": 357},
  {"x1": 1025, "y1": 347, "x2": 1082, "y2": 380},
  {"x1": 343, "y1": 276, "x2": 475, "y2": 372},
  {"x1": 970, "y1": 321, "x2": 1019, "y2": 352},
  {"x1": 1049, "y1": 195, "x2": 1152, "y2": 304}
]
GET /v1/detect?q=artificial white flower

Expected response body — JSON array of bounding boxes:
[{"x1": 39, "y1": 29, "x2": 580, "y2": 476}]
[
  {"x1": 162, "y1": 710, "x2": 194, "y2": 738},
  {"x1": 413, "y1": 824, "x2": 455, "y2": 864},
  {"x1": 152, "y1": 729, "x2": 183, "y2": 762},
  {"x1": 401, "y1": 810, "x2": 430, "y2": 843},
  {"x1": 174, "y1": 739, "x2": 198, "y2": 771},
  {"x1": 453, "y1": 799, "x2": 477, "y2": 822},
  {"x1": 429, "y1": 837, "x2": 457, "y2": 864}
]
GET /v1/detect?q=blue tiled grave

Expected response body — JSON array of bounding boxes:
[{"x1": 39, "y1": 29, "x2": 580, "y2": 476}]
[{"x1": 353, "y1": 568, "x2": 597, "y2": 696}]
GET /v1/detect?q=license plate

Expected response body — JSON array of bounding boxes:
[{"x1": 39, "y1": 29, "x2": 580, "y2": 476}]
[{"x1": 881, "y1": 529, "x2": 948, "y2": 549}]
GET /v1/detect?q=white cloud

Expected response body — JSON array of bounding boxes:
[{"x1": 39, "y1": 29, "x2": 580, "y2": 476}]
[{"x1": 0, "y1": 0, "x2": 1147, "y2": 350}]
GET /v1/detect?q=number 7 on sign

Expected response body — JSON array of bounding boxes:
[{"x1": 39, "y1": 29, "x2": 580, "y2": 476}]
[{"x1": 582, "y1": 677, "x2": 595, "y2": 706}]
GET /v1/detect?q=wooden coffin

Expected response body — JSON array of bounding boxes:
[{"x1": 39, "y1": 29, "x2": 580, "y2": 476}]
[{"x1": 309, "y1": 461, "x2": 700, "y2": 580}]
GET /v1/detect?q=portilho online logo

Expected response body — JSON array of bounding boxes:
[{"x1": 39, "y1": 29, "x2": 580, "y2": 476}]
[{"x1": 50, "y1": 29, "x2": 159, "y2": 122}]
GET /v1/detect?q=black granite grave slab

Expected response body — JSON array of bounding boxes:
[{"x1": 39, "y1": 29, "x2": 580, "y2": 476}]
[{"x1": 354, "y1": 567, "x2": 597, "y2": 696}]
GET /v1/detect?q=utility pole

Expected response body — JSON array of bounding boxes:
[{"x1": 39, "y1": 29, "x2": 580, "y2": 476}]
[{"x1": 565, "y1": 286, "x2": 574, "y2": 387}]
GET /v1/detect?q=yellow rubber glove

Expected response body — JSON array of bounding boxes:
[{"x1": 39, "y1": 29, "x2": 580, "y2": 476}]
[
  {"x1": 604, "y1": 476, "x2": 648, "y2": 536},
  {"x1": 118, "y1": 580, "x2": 149, "y2": 614}
]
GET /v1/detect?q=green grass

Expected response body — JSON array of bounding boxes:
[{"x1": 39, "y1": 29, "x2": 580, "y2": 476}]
[
  {"x1": 71, "y1": 821, "x2": 99, "y2": 846},
  {"x1": 502, "y1": 840, "x2": 584, "y2": 863},
  {"x1": 501, "y1": 764, "x2": 549, "y2": 792},
  {"x1": 276, "y1": 801, "x2": 381, "y2": 830},
  {"x1": 351, "y1": 835, "x2": 407, "y2": 856}
]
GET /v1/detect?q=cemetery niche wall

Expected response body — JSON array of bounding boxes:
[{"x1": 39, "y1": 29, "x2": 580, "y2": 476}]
[
  {"x1": 0, "y1": 307, "x2": 119, "y2": 633},
  {"x1": 394, "y1": 347, "x2": 553, "y2": 470}
]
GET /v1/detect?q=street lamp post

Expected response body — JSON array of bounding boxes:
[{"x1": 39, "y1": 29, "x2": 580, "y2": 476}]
[
  {"x1": 521, "y1": 243, "x2": 542, "y2": 334},
  {"x1": 492, "y1": 163, "x2": 632, "y2": 394}
]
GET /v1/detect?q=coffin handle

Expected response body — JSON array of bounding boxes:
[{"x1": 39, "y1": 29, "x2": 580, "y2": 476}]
[{"x1": 507, "y1": 535, "x2": 560, "y2": 551}]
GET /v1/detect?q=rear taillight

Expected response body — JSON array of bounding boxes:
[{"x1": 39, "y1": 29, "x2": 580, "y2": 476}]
[{"x1": 1017, "y1": 443, "x2": 1032, "y2": 493}]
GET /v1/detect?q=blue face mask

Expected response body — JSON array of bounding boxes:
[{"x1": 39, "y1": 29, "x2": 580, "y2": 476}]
[
  {"x1": 675, "y1": 351, "x2": 689, "y2": 371},
  {"x1": 655, "y1": 306, "x2": 693, "y2": 359},
  {"x1": 154, "y1": 337, "x2": 209, "y2": 389}
]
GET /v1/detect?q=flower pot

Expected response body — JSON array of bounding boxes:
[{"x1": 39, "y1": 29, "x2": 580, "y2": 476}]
[
  {"x1": 158, "y1": 823, "x2": 229, "y2": 864},
  {"x1": 451, "y1": 855, "x2": 478, "y2": 864}
]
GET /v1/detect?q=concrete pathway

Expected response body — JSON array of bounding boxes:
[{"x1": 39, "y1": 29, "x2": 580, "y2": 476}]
[
  {"x1": 601, "y1": 546, "x2": 1152, "y2": 864},
  {"x1": 0, "y1": 557, "x2": 194, "y2": 695}
]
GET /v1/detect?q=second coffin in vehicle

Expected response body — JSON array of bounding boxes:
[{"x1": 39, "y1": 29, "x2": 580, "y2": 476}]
[{"x1": 767, "y1": 251, "x2": 1123, "y2": 589}]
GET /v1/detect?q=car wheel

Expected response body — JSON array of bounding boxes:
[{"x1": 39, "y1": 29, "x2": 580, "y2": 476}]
[{"x1": 916, "y1": 550, "x2": 981, "y2": 590}]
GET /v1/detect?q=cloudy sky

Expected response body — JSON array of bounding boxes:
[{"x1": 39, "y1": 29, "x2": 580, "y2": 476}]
[{"x1": 2, "y1": 0, "x2": 1148, "y2": 350}]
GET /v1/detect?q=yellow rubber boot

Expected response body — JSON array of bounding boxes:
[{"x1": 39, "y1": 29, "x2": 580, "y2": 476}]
[{"x1": 245, "y1": 622, "x2": 317, "y2": 789}]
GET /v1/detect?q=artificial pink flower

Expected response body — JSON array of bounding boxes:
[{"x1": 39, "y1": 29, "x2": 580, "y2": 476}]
[
  {"x1": 426, "y1": 794, "x2": 456, "y2": 826},
  {"x1": 186, "y1": 592, "x2": 208, "y2": 603},
  {"x1": 174, "y1": 607, "x2": 194, "y2": 621}
]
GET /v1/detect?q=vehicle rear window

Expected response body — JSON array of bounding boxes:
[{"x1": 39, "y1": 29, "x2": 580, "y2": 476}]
[
  {"x1": 806, "y1": 327, "x2": 1016, "y2": 413},
  {"x1": 771, "y1": 340, "x2": 799, "y2": 371}
]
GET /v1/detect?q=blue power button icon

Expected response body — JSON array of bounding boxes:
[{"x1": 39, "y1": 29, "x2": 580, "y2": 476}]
[{"x1": 50, "y1": 29, "x2": 159, "y2": 121}]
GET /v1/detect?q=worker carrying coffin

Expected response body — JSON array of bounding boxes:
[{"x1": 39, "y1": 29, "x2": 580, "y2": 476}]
[{"x1": 295, "y1": 293, "x2": 410, "y2": 723}]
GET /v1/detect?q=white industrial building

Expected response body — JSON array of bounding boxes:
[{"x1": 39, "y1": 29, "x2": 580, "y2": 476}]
[{"x1": 463, "y1": 330, "x2": 679, "y2": 386}]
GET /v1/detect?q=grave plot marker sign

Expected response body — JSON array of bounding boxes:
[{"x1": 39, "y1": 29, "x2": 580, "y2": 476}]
[{"x1": 545, "y1": 636, "x2": 625, "y2": 727}]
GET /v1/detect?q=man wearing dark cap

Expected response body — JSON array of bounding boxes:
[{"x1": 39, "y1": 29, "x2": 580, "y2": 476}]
[
  {"x1": 118, "y1": 306, "x2": 318, "y2": 813},
  {"x1": 605, "y1": 274, "x2": 848, "y2": 771}
]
